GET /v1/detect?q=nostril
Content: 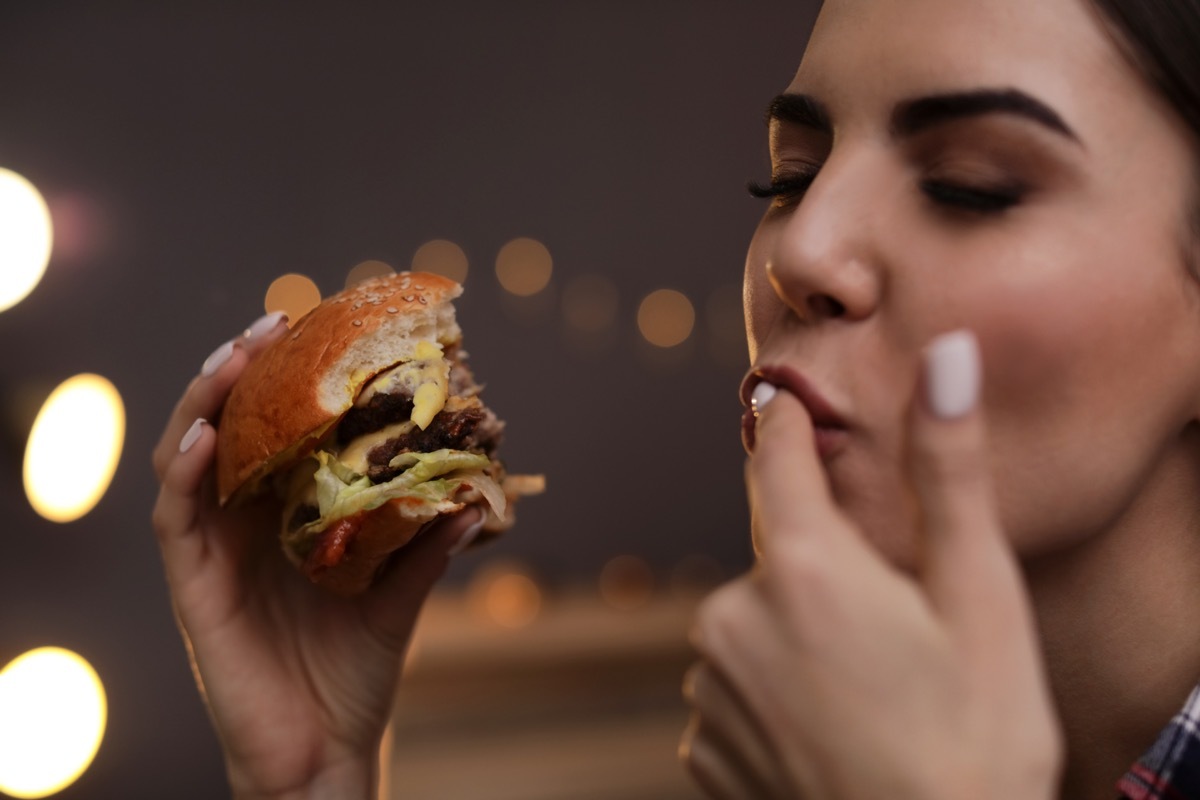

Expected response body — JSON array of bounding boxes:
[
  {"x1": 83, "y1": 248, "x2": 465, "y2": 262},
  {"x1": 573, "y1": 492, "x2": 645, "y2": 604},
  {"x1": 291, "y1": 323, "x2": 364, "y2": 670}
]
[{"x1": 808, "y1": 294, "x2": 846, "y2": 319}]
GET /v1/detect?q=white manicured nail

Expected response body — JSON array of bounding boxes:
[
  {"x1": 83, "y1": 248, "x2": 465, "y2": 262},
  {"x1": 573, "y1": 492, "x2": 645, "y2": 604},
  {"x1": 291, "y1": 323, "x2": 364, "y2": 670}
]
[
  {"x1": 751, "y1": 382, "x2": 777, "y2": 417},
  {"x1": 244, "y1": 311, "x2": 288, "y2": 342},
  {"x1": 179, "y1": 418, "x2": 206, "y2": 453},
  {"x1": 925, "y1": 330, "x2": 980, "y2": 419},
  {"x1": 447, "y1": 510, "x2": 487, "y2": 556},
  {"x1": 201, "y1": 340, "x2": 235, "y2": 377}
]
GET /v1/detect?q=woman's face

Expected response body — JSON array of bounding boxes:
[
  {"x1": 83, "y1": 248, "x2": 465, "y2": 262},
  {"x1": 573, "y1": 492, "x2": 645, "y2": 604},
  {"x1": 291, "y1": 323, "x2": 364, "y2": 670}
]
[{"x1": 744, "y1": 0, "x2": 1200, "y2": 567}]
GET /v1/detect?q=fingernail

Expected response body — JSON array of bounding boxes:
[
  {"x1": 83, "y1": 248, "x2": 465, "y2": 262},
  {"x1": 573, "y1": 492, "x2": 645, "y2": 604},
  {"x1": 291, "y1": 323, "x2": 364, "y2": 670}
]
[
  {"x1": 447, "y1": 508, "x2": 486, "y2": 556},
  {"x1": 243, "y1": 310, "x2": 288, "y2": 342},
  {"x1": 924, "y1": 330, "x2": 980, "y2": 419},
  {"x1": 179, "y1": 418, "x2": 206, "y2": 453},
  {"x1": 751, "y1": 382, "x2": 777, "y2": 418},
  {"x1": 201, "y1": 340, "x2": 235, "y2": 377}
]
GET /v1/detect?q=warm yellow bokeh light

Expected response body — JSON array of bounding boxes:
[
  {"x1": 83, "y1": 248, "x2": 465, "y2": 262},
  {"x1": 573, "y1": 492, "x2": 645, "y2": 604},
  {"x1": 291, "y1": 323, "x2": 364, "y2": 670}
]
[
  {"x1": 0, "y1": 168, "x2": 53, "y2": 314},
  {"x1": 412, "y1": 239, "x2": 469, "y2": 284},
  {"x1": 0, "y1": 648, "x2": 107, "y2": 799},
  {"x1": 637, "y1": 288, "x2": 695, "y2": 348},
  {"x1": 495, "y1": 237, "x2": 552, "y2": 296},
  {"x1": 562, "y1": 273, "x2": 619, "y2": 333},
  {"x1": 468, "y1": 561, "x2": 542, "y2": 629},
  {"x1": 483, "y1": 573, "x2": 542, "y2": 628},
  {"x1": 264, "y1": 273, "x2": 322, "y2": 327},
  {"x1": 344, "y1": 259, "x2": 395, "y2": 289},
  {"x1": 23, "y1": 374, "x2": 125, "y2": 523}
]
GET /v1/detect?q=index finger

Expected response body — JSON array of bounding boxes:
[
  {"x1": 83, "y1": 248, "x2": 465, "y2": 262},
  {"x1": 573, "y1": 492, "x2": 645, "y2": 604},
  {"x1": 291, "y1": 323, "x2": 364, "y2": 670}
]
[
  {"x1": 151, "y1": 312, "x2": 288, "y2": 480},
  {"x1": 746, "y1": 386, "x2": 846, "y2": 554}
]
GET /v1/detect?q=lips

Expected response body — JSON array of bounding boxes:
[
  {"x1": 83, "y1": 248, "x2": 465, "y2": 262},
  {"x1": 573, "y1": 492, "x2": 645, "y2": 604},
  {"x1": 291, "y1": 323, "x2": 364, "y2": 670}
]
[{"x1": 740, "y1": 367, "x2": 849, "y2": 456}]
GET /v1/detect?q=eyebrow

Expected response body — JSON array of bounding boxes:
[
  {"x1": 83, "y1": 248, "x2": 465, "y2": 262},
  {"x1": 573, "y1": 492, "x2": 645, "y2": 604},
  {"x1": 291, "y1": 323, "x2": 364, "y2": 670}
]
[{"x1": 767, "y1": 88, "x2": 1080, "y2": 144}]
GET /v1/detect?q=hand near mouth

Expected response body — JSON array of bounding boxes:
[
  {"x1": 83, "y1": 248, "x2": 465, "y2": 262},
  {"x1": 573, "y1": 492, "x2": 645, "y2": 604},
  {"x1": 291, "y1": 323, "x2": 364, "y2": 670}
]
[{"x1": 680, "y1": 331, "x2": 1063, "y2": 800}]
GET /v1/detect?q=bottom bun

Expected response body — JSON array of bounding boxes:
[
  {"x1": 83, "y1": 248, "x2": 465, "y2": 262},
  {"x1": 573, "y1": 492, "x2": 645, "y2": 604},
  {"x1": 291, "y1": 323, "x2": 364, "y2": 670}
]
[{"x1": 299, "y1": 498, "x2": 450, "y2": 596}]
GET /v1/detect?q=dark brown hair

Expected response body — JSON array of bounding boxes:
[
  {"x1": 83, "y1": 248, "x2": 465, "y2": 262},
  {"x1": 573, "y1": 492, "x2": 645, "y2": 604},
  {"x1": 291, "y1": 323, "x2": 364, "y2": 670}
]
[
  {"x1": 1089, "y1": 0, "x2": 1200, "y2": 255},
  {"x1": 1090, "y1": 1, "x2": 1200, "y2": 133}
]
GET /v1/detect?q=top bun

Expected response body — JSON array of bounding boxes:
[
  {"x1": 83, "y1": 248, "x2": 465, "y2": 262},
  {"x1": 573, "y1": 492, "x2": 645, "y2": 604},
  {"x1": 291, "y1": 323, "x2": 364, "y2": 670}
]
[{"x1": 216, "y1": 271, "x2": 464, "y2": 506}]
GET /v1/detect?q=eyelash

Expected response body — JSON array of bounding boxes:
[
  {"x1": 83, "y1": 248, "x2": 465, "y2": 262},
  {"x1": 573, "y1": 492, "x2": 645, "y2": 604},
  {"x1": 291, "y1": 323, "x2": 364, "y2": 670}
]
[
  {"x1": 747, "y1": 173, "x2": 816, "y2": 207},
  {"x1": 747, "y1": 172, "x2": 1025, "y2": 214},
  {"x1": 918, "y1": 180, "x2": 1024, "y2": 213}
]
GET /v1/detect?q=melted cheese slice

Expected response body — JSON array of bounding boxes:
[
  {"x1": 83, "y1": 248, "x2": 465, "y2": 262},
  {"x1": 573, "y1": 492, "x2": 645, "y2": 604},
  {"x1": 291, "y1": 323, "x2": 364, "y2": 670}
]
[
  {"x1": 410, "y1": 340, "x2": 449, "y2": 428},
  {"x1": 338, "y1": 419, "x2": 417, "y2": 475},
  {"x1": 355, "y1": 340, "x2": 449, "y2": 430},
  {"x1": 336, "y1": 394, "x2": 483, "y2": 475}
]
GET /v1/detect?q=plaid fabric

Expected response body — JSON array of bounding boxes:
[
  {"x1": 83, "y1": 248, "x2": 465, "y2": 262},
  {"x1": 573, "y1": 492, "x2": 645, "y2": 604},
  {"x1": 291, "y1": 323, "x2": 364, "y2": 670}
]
[{"x1": 1118, "y1": 685, "x2": 1200, "y2": 799}]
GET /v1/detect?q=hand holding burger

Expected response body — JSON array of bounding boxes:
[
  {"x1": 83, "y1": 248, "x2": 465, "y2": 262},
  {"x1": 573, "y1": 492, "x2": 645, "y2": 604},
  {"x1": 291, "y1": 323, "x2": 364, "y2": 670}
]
[{"x1": 150, "y1": 272, "x2": 541, "y2": 798}]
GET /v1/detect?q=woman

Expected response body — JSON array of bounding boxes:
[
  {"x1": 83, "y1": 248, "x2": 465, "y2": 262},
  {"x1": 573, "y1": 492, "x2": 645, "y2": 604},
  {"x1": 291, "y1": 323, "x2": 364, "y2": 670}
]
[
  {"x1": 682, "y1": 0, "x2": 1200, "y2": 797},
  {"x1": 152, "y1": 0, "x2": 1200, "y2": 797}
]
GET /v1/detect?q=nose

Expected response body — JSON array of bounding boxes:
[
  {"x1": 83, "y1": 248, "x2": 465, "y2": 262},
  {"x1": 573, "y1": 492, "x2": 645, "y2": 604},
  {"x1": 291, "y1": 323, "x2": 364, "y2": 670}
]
[{"x1": 763, "y1": 154, "x2": 884, "y2": 324}]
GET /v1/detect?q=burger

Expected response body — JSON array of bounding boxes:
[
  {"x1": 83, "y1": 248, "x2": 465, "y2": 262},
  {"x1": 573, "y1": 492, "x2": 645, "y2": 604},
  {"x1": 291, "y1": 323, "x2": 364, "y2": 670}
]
[{"x1": 215, "y1": 270, "x2": 543, "y2": 595}]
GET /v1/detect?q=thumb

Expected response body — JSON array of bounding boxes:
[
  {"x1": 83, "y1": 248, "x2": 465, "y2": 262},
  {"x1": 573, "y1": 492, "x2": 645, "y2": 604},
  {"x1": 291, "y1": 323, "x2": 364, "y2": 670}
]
[{"x1": 908, "y1": 330, "x2": 1029, "y2": 646}]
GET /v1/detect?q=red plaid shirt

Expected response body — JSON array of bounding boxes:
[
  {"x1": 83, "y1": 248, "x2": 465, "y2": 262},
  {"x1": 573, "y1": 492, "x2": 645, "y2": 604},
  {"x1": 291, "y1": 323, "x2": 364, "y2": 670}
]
[{"x1": 1118, "y1": 686, "x2": 1200, "y2": 799}]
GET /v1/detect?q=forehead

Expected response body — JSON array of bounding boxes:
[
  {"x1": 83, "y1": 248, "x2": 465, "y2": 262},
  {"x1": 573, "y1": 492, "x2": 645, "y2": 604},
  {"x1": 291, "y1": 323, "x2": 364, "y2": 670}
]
[{"x1": 792, "y1": 0, "x2": 1127, "y2": 118}]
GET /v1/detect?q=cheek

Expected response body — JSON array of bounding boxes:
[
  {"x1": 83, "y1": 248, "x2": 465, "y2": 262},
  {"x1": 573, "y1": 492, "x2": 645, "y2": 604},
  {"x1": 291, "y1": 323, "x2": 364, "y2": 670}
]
[{"x1": 965, "y1": 256, "x2": 1200, "y2": 552}]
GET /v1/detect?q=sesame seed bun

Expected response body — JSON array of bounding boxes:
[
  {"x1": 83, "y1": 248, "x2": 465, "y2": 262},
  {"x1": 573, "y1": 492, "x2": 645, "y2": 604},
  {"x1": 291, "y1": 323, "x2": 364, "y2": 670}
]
[{"x1": 215, "y1": 271, "x2": 464, "y2": 506}]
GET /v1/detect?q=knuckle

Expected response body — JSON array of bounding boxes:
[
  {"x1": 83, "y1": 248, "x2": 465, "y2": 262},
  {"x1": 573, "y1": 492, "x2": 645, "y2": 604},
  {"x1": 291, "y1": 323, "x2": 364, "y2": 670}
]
[
  {"x1": 149, "y1": 497, "x2": 170, "y2": 542},
  {"x1": 765, "y1": 538, "x2": 833, "y2": 603},
  {"x1": 681, "y1": 661, "x2": 704, "y2": 704},
  {"x1": 692, "y1": 581, "x2": 754, "y2": 660},
  {"x1": 151, "y1": 449, "x2": 167, "y2": 480},
  {"x1": 677, "y1": 719, "x2": 710, "y2": 781}
]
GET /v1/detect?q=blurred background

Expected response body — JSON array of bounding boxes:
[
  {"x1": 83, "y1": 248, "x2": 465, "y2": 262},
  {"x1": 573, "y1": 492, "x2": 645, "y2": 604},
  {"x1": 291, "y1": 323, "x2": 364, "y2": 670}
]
[{"x1": 0, "y1": 2, "x2": 818, "y2": 798}]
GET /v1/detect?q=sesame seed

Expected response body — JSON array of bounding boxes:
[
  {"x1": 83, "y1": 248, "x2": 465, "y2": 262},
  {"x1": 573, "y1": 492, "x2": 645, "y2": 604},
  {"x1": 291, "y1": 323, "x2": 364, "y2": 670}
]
[
  {"x1": 387, "y1": 306, "x2": 398, "y2": 313},
  {"x1": 352, "y1": 319, "x2": 363, "y2": 326}
]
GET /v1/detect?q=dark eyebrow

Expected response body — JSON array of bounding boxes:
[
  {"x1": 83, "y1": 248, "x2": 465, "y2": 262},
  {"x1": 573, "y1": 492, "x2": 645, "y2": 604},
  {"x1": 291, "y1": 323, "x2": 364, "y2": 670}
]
[
  {"x1": 892, "y1": 89, "x2": 1080, "y2": 143},
  {"x1": 766, "y1": 89, "x2": 1080, "y2": 145}
]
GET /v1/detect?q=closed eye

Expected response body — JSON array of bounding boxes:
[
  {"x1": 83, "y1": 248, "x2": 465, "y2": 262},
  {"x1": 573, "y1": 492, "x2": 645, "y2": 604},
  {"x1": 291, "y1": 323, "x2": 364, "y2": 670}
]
[
  {"x1": 747, "y1": 172, "x2": 818, "y2": 207},
  {"x1": 920, "y1": 179, "x2": 1026, "y2": 213}
]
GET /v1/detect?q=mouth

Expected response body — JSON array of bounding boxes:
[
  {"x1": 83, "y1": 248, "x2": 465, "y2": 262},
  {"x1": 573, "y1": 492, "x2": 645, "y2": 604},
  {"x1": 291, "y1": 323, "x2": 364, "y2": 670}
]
[{"x1": 740, "y1": 367, "x2": 850, "y2": 457}]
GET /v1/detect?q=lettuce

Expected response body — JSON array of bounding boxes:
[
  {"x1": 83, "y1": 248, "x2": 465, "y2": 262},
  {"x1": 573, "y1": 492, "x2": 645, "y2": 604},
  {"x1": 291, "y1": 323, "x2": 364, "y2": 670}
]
[{"x1": 297, "y1": 448, "x2": 505, "y2": 541}]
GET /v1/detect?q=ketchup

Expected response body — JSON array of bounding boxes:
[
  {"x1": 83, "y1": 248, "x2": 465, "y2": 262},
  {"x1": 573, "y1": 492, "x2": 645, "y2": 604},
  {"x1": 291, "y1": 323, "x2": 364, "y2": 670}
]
[{"x1": 304, "y1": 512, "x2": 364, "y2": 579}]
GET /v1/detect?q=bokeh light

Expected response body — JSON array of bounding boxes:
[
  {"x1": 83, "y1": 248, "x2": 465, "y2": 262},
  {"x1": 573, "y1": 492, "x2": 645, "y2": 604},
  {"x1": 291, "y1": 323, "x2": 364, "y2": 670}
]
[
  {"x1": 345, "y1": 259, "x2": 395, "y2": 289},
  {"x1": 23, "y1": 374, "x2": 125, "y2": 523},
  {"x1": 495, "y1": 237, "x2": 552, "y2": 296},
  {"x1": 0, "y1": 647, "x2": 107, "y2": 799},
  {"x1": 562, "y1": 273, "x2": 619, "y2": 333},
  {"x1": 598, "y1": 555, "x2": 655, "y2": 611},
  {"x1": 264, "y1": 273, "x2": 322, "y2": 327},
  {"x1": 637, "y1": 288, "x2": 695, "y2": 348},
  {"x1": 412, "y1": 239, "x2": 469, "y2": 285},
  {"x1": 468, "y1": 560, "x2": 542, "y2": 629},
  {"x1": 0, "y1": 168, "x2": 53, "y2": 314}
]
